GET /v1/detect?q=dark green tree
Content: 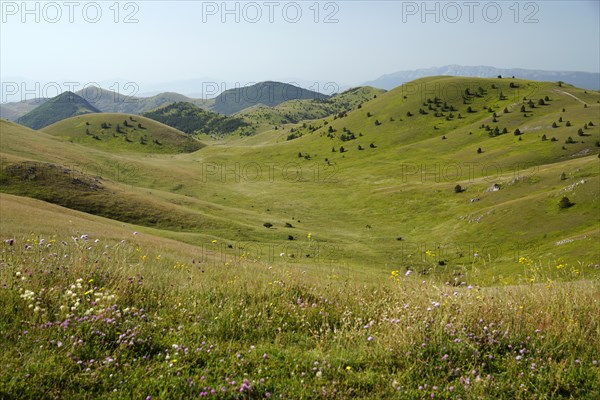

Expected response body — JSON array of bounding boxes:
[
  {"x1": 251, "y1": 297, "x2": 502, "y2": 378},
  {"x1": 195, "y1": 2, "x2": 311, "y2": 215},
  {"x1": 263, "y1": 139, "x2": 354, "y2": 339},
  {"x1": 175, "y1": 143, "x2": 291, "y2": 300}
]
[{"x1": 558, "y1": 197, "x2": 574, "y2": 209}]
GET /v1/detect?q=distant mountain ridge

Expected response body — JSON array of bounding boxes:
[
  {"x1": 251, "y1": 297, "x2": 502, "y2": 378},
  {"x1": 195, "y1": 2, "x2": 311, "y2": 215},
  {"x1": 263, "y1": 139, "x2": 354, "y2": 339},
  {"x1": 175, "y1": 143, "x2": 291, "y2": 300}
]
[
  {"x1": 75, "y1": 87, "x2": 211, "y2": 114},
  {"x1": 212, "y1": 81, "x2": 330, "y2": 115},
  {"x1": 0, "y1": 98, "x2": 48, "y2": 121},
  {"x1": 16, "y1": 91, "x2": 100, "y2": 129},
  {"x1": 4, "y1": 71, "x2": 598, "y2": 125},
  {"x1": 364, "y1": 65, "x2": 600, "y2": 91}
]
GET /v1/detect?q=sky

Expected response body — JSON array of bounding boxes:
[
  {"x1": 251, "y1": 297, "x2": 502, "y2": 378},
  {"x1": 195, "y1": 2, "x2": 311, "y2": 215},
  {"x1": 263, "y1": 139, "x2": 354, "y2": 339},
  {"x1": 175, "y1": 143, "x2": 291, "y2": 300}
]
[{"x1": 1, "y1": 0, "x2": 599, "y2": 96}]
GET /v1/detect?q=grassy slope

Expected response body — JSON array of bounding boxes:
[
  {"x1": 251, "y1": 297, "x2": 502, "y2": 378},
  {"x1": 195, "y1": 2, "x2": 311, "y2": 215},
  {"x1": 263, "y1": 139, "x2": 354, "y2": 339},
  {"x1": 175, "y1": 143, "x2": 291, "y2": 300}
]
[
  {"x1": 239, "y1": 86, "x2": 386, "y2": 133},
  {"x1": 142, "y1": 102, "x2": 252, "y2": 137},
  {"x1": 0, "y1": 216, "x2": 598, "y2": 398},
  {"x1": 1, "y1": 77, "x2": 599, "y2": 284},
  {"x1": 186, "y1": 77, "x2": 600, "y2": 280},
  {"x1": 42, "y1": 113, "x2": 204, "y2": 154},
  {"x1": 1, "y1": 77, "x2": 600, "y2": 398}
]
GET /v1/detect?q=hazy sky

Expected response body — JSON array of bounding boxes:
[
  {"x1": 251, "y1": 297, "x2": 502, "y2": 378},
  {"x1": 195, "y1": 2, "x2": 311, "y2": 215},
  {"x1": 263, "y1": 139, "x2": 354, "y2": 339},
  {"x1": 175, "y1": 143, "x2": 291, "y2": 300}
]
[{"x1": 1, "y1": 0, "x2": 599, "y2": 93}]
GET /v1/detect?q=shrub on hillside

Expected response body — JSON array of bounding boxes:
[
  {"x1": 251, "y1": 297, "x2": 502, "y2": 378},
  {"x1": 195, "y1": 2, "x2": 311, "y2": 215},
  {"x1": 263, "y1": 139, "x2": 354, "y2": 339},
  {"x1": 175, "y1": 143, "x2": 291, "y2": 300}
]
[{"x1": 558, "y1": 196, "x2": 574, "y2": 209}]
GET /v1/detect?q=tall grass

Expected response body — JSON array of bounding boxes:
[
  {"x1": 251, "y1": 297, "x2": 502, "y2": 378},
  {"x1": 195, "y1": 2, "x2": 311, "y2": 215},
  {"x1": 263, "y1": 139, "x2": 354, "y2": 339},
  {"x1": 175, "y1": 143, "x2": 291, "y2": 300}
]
[{"x1": 1, "y1": 234, "x2": 599, "y2": 399}]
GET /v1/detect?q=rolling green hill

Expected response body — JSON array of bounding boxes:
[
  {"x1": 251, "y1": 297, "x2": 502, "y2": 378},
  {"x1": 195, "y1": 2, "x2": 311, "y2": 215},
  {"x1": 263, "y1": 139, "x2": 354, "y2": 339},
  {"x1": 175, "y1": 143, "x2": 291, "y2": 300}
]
[
  {"x1": 239, "y1": 86, "x2": 386, "y2": 133},
  {"x1": 16, "y1": 91, "x2": 100, "y2": 129},
  {"x1": 143, "y1": 102, "x2": 252, "y2": 137},
  {"x1": 212, "y1": 81, "x2": 330, "y2": 115},
  {"x1": 2, "y1": 77, "x2": 599, "y2": 283},
  {"x1": 191, "y1": 77, "x2": 600, "y2": 280},
  {"x1": 42, "y1": 113, "x2": 204, "y2": 154}
]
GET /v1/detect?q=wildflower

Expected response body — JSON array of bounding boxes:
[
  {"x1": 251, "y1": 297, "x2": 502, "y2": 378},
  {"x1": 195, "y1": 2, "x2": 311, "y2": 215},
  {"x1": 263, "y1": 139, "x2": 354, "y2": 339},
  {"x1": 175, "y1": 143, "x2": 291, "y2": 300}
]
[
  {"x1": 211, "y1": 239, "x2": 217, "y2": 244},
  {"x1": 405, "y1": 270, "x2": 413, "y2": 276},
  {"x1": 367, "y1": 336, "x2": 373, "y2": 342},
  {"x1": 345, "y1": 366, "x2": 352, "y2": 371},
  {"x1": 133, "y1": 231, "x2": 139, "y2": 235},
  {"x1": 307, "y1": 233, "x2": 312, "y2": 239}
]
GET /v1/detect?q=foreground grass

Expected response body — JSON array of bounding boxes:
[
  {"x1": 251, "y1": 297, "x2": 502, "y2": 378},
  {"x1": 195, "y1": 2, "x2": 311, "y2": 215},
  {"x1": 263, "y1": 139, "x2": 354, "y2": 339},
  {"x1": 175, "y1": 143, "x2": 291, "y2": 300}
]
[{"x1": 0, "y1": 234, "x2": 599, "y2": 399}]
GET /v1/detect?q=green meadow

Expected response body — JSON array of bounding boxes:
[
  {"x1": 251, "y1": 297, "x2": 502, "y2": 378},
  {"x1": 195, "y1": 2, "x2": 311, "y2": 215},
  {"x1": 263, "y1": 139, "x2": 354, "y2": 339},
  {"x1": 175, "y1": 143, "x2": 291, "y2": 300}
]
[{"x1": 1, "y1": 76, "x2": 599, "y2": 398}]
